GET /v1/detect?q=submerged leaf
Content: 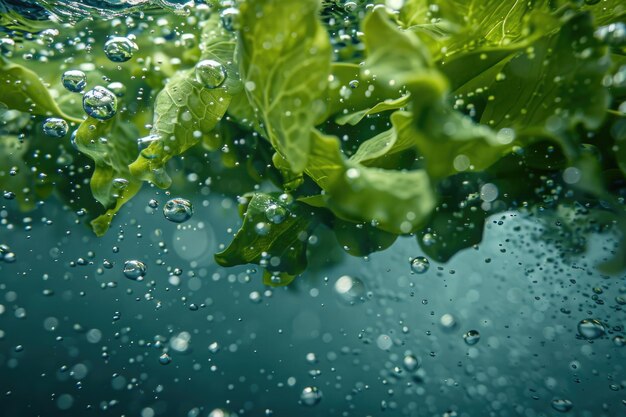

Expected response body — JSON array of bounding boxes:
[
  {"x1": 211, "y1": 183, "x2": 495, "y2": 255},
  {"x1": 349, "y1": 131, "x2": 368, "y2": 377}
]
[
  {"x1": 305, "y1": 130, "x2": 437, "y2": 234},
  {"x1": 0, "y1": 59, "x2": 82, "y2": 123},
  {"x1": 481, "y1": 13, "x2": 610, "y2": 132},
  {"x1": 335, "y1": 95, "x2": 410, "y2": 126},
  {"x1": 129, "y1": 15, "x2": 237, "y2": 188},
  {"x1": 215, "y1": 193, "x2": 319, "y2": 276},
  {"x1": 237, "y1": 0, "x2": 332, "y2": 173},
  {"x1": 74, "y1": 117, "x2": 141, "y2": 235}
]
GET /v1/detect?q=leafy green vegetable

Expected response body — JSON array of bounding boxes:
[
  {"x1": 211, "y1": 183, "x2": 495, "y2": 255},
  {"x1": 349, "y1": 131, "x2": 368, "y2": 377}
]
[
  {"x1": 3, "y1": 0, "x2": 626, "y2": 282},
  {"x1": 304, "y1": 129, "x2": 437, "y2": 234},
  {"x1": 237, "y1": 0, "x2": 332, "y2": 173}
]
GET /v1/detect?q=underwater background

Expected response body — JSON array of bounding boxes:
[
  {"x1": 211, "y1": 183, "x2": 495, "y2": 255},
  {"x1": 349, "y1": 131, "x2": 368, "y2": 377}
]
[{"x1": 1, "y1": 0, "x2": 626, "y2": 416}]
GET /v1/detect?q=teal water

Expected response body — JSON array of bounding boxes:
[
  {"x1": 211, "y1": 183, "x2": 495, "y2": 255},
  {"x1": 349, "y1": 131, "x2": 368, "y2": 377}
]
[{"x1": 1, "y1": 189, "x2": 625, "y2": 416}]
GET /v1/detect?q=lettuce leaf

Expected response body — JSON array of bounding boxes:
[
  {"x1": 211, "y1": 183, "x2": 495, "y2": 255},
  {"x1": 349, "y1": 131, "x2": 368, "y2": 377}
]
[
  {"x1": 237, "y1": 0, "x2": 332, "y2": 173},
  {"x1": 74, "y1": 117, "x2": 142, "y2": 236}
]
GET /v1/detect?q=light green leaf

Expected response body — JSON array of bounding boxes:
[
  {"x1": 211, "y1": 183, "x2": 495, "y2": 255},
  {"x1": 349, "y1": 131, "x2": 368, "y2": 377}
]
[
  {"x1": 362, "y1": 8, "x2": 448, "y2": 105},
  {"x1": 414, "y1": 103, "x2": 520, "y2": 179},
  {"x1": 305, "y1": 130, "x2": 437, "y2": 234},
  {"x1": 335, "y1": 94, "x2": 410, "y2": 126},
  {"x1": 433, "y1": 0, "x2": 554, "y2": 57},
  {"x1": 129, "y1": 15, "x2": 237, "y2": 188},
  {"x1": 74, "y1": 117, "x2": 142, "y2": 236},
  {"x1": 348, "y1": 111, "x2": 416, "y2": 165},
  {"x1": 237, "y1": 0, "x2": 332, "y2": 173},
  {"x1": 0, "y1": 58, "x2": 82, "y2": 123}
]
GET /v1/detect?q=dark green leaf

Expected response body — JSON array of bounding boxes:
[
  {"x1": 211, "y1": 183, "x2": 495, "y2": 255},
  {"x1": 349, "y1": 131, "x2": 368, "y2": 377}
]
[{"x1": 215, "y1": 193, "x2": 319, "y2": 276}]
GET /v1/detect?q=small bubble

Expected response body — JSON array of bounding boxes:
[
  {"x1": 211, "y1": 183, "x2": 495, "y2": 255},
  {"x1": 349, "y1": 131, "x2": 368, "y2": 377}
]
[
  {"x1": 107, "y1": 81, "x2": 126, "y2": 97},
  {"x1": 410, "y1": 256, "x2": 430, "y2": 274},
  {"x1": 163, "y1": 198, "x2": 193, "y2": 223},
  {"x1": 123, "y1": 260, "x2": 146, "y2": 281},
  {"x1": 402, "y1": 354, "x2": 420, "y2": 372},
  {"x1": 334, "y1": 275, "x2": 365, "y2": 304},
  {"x1": 220, "y1": 7, "x2": 240, "y2": 31},
  {"x1": 158, "y1": 353, "x2": 171, "y2": 365},
  {"x1": 300, "y1": 386, "x2": 322, "y2": 406},
  {"x1": 265, "y1": 203, "x2": 286, "y2": 224},
  {"x1": 83, "y1": 86, "x2": 117, "y2": 120},
  {"x1": 551, "y1": 398, "x2": 573, "y2": 413},
  {"x1": 43, "y1": 118, "x2": 69, "y2": 138},
  {"x1": 577, "y1": 319, "x2": 605, "y2": 340},
  {"x1": 0, "y1": 38, "x2": 15, "y2": 57},
  {"x1": 61, "y1": 70, "x2": 87, "y2": 93},
  {"x1": 463, "y1": 330, "x2": 480, "y2": 345},
  {"x1": 104, "y1": 36, "x2": 138, "y2": 62}
]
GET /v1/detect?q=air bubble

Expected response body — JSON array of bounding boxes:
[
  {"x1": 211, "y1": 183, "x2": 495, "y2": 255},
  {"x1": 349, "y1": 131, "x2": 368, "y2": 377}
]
[
  {"x1": 104, "y1": 36, "x2": 138, "y2": 62},
  {"x1": 163, "y1": 198, "x2": 193, "y2": 223},
  {"x1": 410, "y1": 256, "x2": 430, "y2": 274},
  {"x1": 42, "y1": 118, "x2": 69, "y2": 138},
  {"x1": 577, "y1": 319, "x2": 605, "y2": 340},
  {"x1": 83, "y1": 86, "x2": 117, "y2": 120},
  {"x1": 300, "y1": 386, "x2": 322, "y2": 406},
  {"x1": 61, "y1": 70, "x2": 87, "y2": 93},
  {"x1": 123, "y1": 260, "x2": 146, "y2": 280},
  {"x1": 463, "y1": 330, "x2": 480, "y2": 345}
]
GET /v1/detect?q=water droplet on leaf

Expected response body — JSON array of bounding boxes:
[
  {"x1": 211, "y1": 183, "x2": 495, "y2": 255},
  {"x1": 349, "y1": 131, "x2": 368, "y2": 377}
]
[{"x1": 195, "y1": 59, "x2": 227, "y2": 89}]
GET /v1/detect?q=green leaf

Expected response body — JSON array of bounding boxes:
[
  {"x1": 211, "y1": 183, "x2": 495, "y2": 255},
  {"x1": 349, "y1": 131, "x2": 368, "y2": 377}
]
[
  {"x1": 333, "y1": 218, "x2": 398, "y2": 256},
  {"x1": 414, "y1": 103, "x2": 521, "y2": 179},
  {"x1": 0, "y1": 58, "x2": 82, "y2": 123},
  {"x1": 306, "y1": 130, "x2": 437, "y2": 234},
  {"x1": 348, "y1": 110, "x2": 416, "y2": 166},
  {"x1": 335, "y1": 94, "x2": 410, "y2": 126},
  {"x1": 323, "y1": 63, "x2": 385, "y2": 119},
  {"x1": 362, "y1": 8, "x2": 448, "y2": 105},
  {"x1": 418, "y1": 192, "x2": 485, "y2": 262},
  {"x1": 237, "y1": 0, "x2": 332, "y2": 173},
  {"x1": 215, "y1": 193, "x2": 319, "y2": 276},
  {"x1": 74, "y1": 117, "x2": 142, "y2": 236},
  {"x1": 481, "y1": 13, "x2": 610, "y2": 131},
  {"x1": 431, "y1": 0, "x2": 556, "y2": 57},
  {"x1": 129, "y1": 15, "x2": 237, "y2": 188},
  {"x1": 262, "y1": 270, "x2": 297, "y2": 287}
]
